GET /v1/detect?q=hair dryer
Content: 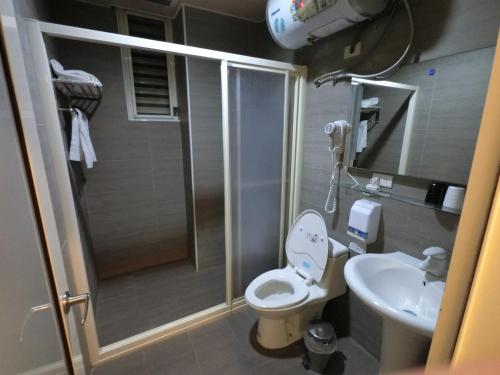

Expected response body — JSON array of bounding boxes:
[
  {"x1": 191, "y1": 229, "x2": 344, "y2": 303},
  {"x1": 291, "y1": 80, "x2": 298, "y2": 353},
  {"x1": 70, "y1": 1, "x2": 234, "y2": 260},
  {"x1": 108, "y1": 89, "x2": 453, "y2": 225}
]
[
  {"x1": 324, "y1": 120, "x2": 351, "y2": 214},
  {"x1": 324, "y1": 120, "x2": 350, "y2": 157}
]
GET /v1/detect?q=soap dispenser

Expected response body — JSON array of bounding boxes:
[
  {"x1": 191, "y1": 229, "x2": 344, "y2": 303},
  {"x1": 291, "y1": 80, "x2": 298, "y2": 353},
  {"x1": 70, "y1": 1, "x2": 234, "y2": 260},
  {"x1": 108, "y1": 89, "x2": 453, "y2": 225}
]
[{"x1": 347, "y1": 199, "x2": 382, "y2": 253}]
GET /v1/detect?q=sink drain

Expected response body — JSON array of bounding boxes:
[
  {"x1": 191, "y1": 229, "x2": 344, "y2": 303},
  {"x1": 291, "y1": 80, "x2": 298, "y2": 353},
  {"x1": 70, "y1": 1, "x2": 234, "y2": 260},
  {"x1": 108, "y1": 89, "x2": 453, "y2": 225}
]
[{"x1": 402, "y1": 309, "x2": 417, "y2": 317}]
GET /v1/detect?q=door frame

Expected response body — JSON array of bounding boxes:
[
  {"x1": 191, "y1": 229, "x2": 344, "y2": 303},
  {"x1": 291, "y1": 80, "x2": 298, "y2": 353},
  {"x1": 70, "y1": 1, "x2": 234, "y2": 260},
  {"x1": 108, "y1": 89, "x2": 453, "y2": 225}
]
[
  {"x1": 0, "y1": 13, "x2": 87, "y2": 373},
  {"x1": 23, "y1": 19, "x2": 307, "y2": 365},
  {"x1": 427, "y1": 33, "x2": 500, "y2": 368},
  {"x1": 0, "y1": 26, "x2": 71, "y2": 374}
]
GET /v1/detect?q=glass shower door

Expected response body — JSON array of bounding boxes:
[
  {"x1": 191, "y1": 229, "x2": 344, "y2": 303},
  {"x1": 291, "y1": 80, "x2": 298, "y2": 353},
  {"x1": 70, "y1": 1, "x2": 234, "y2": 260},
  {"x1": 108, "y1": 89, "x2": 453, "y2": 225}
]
[{"x1": 227, "y1": 65, "x2": 288, "y2": 298}]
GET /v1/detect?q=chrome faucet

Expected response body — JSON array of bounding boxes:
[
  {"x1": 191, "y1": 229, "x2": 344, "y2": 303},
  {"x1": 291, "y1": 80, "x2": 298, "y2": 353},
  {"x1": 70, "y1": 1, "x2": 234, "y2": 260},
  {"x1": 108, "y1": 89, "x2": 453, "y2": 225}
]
[{"x1": 418, "y1": 247, "x2": 448, "y2": 277}]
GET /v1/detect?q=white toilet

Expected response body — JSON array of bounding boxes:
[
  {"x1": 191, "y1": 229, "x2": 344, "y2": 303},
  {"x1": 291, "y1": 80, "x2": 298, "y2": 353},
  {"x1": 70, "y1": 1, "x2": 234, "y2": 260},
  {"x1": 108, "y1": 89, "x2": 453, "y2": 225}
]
[{"x1": 245, "y1": 210, "x2": 348, "y2": 349}]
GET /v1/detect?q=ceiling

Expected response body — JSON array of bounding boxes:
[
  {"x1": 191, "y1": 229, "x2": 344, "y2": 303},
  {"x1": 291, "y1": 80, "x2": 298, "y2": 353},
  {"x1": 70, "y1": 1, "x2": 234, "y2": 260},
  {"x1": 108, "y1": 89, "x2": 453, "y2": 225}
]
[{"x1": 79, "y1": 0, "x2": 268, "y2": 22}]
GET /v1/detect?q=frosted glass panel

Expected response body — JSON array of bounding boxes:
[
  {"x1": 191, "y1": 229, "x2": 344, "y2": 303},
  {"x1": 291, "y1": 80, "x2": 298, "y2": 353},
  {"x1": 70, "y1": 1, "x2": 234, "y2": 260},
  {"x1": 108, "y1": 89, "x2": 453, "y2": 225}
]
[{"x1": 229, "y1": 67, "x2": 286, "y2": 298}]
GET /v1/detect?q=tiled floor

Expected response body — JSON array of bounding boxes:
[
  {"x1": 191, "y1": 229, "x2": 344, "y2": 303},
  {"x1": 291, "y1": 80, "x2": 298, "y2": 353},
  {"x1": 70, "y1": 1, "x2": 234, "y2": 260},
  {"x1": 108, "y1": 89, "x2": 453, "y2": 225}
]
[
  {"x1": 95, "y1": 261, "x2": 226, "y2": 346},
  {"x1": 92, "y1": 307, "x2": 379, "y2": 375}
]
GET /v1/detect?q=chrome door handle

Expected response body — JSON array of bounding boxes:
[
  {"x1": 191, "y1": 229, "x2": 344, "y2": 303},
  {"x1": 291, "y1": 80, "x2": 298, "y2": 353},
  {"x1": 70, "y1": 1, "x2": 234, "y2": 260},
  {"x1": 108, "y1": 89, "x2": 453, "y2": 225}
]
[{"x1": 61, "y1": 291, "x2": 90, "y2": 325}]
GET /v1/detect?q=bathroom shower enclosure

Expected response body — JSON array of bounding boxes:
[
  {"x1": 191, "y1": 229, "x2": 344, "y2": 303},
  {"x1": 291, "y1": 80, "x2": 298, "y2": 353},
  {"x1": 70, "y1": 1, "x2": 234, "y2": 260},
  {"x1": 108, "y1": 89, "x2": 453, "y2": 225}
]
[{"x1": 20, "y1": 19, "x2": 306, "y2": 369}]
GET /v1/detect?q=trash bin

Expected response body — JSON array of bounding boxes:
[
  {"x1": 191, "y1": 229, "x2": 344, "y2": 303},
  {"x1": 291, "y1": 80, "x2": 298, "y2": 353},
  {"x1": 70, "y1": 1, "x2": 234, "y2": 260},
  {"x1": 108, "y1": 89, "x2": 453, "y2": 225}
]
[{"x1": 302, "y1": 320, "x2": 337, "y2": 373}]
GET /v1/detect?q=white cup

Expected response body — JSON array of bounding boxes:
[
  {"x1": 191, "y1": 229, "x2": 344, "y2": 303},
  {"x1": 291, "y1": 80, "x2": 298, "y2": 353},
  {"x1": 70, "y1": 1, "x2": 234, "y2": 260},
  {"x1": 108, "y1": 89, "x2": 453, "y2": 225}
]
[{"x1": 442, "y1": 186, "x2": 466, "y2": 210}]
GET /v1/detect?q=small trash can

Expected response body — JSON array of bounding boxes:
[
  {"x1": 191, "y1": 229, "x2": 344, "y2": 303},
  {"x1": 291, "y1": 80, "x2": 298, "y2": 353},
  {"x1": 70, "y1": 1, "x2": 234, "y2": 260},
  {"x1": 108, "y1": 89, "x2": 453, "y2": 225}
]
[{"x1": 302, "y1": 320, "x2": 337, "y2": 373}]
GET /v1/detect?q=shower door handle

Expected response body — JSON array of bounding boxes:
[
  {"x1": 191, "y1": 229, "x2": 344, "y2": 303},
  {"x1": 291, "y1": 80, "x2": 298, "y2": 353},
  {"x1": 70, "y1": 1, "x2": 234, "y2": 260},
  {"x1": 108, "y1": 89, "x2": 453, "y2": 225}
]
[{"x1": 61, "y1": 291, "x2": 90, "y2": 325}]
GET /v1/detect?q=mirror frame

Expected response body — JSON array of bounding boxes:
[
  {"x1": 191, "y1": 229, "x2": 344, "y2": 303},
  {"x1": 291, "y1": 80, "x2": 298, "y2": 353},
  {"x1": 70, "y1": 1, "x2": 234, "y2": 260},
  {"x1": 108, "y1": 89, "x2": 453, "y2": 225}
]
[{"x1": 348, "y1": 78, "x2": 419, "y2": 175}]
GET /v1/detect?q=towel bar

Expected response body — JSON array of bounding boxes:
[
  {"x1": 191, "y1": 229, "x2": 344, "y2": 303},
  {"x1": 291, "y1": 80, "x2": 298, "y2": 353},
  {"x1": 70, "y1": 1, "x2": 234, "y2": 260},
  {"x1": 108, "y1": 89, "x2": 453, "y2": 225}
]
[{"x1": 58, "y1": 107, "x2": 76, "y2": 113}]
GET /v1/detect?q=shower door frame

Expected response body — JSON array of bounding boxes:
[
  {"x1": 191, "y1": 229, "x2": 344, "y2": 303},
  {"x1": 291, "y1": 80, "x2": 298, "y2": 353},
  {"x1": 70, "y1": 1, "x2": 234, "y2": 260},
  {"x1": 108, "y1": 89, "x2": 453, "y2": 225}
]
[
  {"x1": 222, "y1": 62, "x2": 303, "y2": 299},
  {"x1": 27, "y1": 19, "x2": 307, "y2": 366}
]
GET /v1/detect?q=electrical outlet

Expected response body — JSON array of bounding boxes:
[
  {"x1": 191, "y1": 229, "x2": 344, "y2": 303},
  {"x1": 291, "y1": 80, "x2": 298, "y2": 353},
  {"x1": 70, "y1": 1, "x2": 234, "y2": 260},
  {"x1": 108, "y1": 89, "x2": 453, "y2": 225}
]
[
  {"x1": 373, "y1": 173, "x2": 393, "y2": 189},
  {"x1": 344, "y1": 42, "x2": 362, "y2": 59}
]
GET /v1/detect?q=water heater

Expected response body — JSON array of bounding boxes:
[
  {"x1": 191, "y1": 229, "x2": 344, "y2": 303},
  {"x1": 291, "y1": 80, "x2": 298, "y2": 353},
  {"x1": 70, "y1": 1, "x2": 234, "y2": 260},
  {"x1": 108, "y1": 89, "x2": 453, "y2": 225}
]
[{"x1": 267, "y1": 0, "x2": 390, "y2": 50}]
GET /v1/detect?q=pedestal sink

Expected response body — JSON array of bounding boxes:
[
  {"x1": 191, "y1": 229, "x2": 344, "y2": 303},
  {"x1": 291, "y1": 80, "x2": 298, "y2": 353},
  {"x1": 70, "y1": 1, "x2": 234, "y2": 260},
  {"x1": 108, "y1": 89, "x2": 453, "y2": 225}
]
[{"x1": 344, "y1": 251, "x2": 445, "y2": 374}]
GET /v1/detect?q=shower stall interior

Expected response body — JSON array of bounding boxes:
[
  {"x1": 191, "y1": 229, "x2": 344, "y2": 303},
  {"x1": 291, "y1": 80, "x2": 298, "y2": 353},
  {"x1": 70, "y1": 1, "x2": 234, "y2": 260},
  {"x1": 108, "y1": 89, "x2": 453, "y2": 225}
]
[{"x1": 25, "y1": 16, "x2": 306, "y2": 364}]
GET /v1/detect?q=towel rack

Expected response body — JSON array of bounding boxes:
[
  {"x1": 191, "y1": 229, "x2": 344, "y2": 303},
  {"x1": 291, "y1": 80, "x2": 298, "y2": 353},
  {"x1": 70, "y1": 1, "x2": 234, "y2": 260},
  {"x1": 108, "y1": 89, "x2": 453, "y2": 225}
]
[
  {"x1": 53, "y1": 78, "x2": 102, "y2": 118},
  {"x1": 58, "y1": 107, "x2": 76, "y2": 113},
  {"x1": 361, "y1": 105, "x2": 381, "y2": 113}
]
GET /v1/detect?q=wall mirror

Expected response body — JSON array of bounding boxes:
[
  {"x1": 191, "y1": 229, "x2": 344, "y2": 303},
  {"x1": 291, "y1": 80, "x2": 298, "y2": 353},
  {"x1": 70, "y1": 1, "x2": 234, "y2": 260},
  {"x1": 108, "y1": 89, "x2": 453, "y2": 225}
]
[
  {"x1": 349, "y1": 47, "x2": 494, "y2": 186},
  {"x1": 350, "y1": 78, "x2": 417, "y2": 176}
]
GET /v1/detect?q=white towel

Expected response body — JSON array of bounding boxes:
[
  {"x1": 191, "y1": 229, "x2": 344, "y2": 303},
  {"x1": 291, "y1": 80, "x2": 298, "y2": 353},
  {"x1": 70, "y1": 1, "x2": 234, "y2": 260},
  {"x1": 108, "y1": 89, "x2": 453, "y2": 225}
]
[
  {"x1": 356, "y1": 120, "x2": 368, "y2": 153},
  {"x1": 50, "y1": 59, "x2": 102, "y2": 87},
  {"x1": 361, "y1": 97, "x2": 379, "y2": 109},
  {"x1": 69, "y1": 109, "x2": 97, "y2": 168},
  {"x1": 69, "y1": 110, "x2": 81, "y2": 162}
]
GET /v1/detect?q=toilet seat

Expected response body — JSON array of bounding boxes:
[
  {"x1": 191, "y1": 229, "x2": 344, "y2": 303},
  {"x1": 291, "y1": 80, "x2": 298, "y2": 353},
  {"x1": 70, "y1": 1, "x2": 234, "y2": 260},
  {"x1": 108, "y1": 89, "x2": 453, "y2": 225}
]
[
  {"x1": 245, "y1": 268, "x2": 309, "y2": 310},
  {"x1": 285, "y1": 210, "x2": 329, "y2": 282},
  {"x1": 245, "y1": 210, "x2": 330, "y2": 311}
]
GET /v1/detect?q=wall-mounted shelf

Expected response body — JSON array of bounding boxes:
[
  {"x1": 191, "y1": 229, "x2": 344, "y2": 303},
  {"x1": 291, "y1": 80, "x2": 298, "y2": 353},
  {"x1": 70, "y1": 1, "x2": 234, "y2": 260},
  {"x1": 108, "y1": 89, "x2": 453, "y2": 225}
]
[
  {"x1": 361, "y1": 105, "x2": 381, "y2": 113},
  {"x1": 341, "y1": 182, "x2": 461, "y2": 216},
  {"x1": 53, "y1": 78, "x2": 102, "y2": 118}
]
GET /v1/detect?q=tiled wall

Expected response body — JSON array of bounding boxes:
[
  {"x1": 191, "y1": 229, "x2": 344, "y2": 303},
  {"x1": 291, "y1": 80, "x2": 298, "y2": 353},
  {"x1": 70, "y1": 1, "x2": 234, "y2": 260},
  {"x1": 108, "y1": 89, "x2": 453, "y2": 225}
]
[
  {"x1": 183, "y1": 6, "x2": 259, "y2": 55},
  {"x1": 185, "y1": 58, "x2": 225, "y2": 269},
  {"x1": 293, "y1": 0, "x2": 500, "y2": 359},
  {"x1": 397, "y1": 47, "x2": 495, "y2": 185},
  {"x1": 300, "y1": 81, "x2": 456, "y2": 359},
  {"x1": 49, "y1": 2, "x2": 189, "y2": 279},
  {"x1": 172, "y1": 14, "x2": 197, "y2": 267},
  {"x1": 180, "y1": 6, "x2": 260, "y2": 270}
]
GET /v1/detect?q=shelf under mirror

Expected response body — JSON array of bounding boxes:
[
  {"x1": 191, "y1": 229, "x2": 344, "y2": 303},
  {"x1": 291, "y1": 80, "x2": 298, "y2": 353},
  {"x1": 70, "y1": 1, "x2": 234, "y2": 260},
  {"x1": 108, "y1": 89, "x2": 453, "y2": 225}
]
[{"x1": 340, "y1": 182, "x2": 462, "y2": 216}]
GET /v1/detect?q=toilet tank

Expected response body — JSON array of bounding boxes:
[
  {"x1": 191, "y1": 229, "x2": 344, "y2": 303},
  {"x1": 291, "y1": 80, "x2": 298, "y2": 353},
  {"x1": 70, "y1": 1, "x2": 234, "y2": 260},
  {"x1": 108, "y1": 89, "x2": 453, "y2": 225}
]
[{"x1": 320, "y1": 238, "x2": 348, "y2": 298}]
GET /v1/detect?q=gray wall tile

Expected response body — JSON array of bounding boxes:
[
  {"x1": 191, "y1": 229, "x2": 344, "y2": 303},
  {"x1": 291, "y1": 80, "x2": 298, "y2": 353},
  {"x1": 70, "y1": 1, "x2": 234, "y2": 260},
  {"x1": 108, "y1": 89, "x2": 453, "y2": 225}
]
[
  {"x1": 286, "y1": 0, "x2": 498, "y2": 360},
  {"x1": 85, "y1": 159, "x2": 154, "y2": 194},
  {"x1": 50, "y1": 4, "x2": 190, "y2": 278},
  {"x1": 182, "y1": 7, "x2": 261, "y2": 270},
  {"x1": 392, "y1": 47, "x2": 495, "y2": 184}
]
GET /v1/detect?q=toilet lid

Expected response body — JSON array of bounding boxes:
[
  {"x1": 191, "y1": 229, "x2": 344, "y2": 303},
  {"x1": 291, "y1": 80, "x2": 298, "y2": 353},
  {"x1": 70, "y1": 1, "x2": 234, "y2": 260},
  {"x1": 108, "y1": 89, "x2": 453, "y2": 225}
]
[{"x1": 286, "y1": 210, "x2": 329, "y2": 282}]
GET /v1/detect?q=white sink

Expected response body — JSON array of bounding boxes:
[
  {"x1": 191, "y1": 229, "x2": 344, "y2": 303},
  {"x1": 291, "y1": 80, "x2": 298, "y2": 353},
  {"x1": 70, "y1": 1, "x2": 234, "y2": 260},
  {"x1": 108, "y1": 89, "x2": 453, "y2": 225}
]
[{"x1": 344, "y1": 251, "x2": 445, "y2": 373}]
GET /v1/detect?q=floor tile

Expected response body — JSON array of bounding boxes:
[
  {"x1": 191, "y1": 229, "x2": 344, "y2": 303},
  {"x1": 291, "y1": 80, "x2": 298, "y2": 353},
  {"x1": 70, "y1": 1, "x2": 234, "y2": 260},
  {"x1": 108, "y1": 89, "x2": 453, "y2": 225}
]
[
  {"x1": 93, "y1": 307, "x2": 379, "y2": 375},
  {"x1": 91, "y1": 351, "x2": 145, "y2": 375},
  {"x1": 143, "y1": 334, "x2": 201, "y2": 375},
  {"x1": 94, "y1": 294, "x2": 379, "y2": 375},
  {"x1": 95, "y1": 260, "x2": 225, "y2": 346}
]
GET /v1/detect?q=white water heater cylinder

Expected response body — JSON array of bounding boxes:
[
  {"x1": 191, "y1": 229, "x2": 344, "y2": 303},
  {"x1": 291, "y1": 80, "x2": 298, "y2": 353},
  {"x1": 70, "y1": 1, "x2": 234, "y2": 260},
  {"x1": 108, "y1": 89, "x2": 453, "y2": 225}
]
[{"x1": 267, "y1": 0, "x2": 390, "y2": 50}]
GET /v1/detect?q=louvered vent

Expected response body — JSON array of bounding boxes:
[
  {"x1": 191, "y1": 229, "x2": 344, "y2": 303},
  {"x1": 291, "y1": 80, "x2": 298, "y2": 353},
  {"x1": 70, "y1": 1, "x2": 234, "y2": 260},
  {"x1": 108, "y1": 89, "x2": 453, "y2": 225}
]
[
  {"x1": 127, "y1": 15, "x2": 170, "y2": 116},
  {"x1": 145, "y1": 0, "x2": 173, "y2": 5}
]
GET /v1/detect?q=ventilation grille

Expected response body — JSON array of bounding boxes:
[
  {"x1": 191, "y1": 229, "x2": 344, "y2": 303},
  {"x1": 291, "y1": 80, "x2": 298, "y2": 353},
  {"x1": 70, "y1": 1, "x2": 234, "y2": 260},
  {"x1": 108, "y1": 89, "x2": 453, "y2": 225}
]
[
  {"x1": 145, "y1": 0, "x2": 173, "y2": 6},
  {"x1": 128, "y1": 15, "x2": 170, "y2": 116}
]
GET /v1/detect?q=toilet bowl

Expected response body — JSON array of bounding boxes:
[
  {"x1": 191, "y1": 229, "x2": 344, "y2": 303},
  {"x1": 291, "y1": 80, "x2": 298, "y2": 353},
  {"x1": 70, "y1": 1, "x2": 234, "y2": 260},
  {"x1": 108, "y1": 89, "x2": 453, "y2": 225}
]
[{"x1": 245, "y1": 210, "x2": 348, "y2": 349}]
